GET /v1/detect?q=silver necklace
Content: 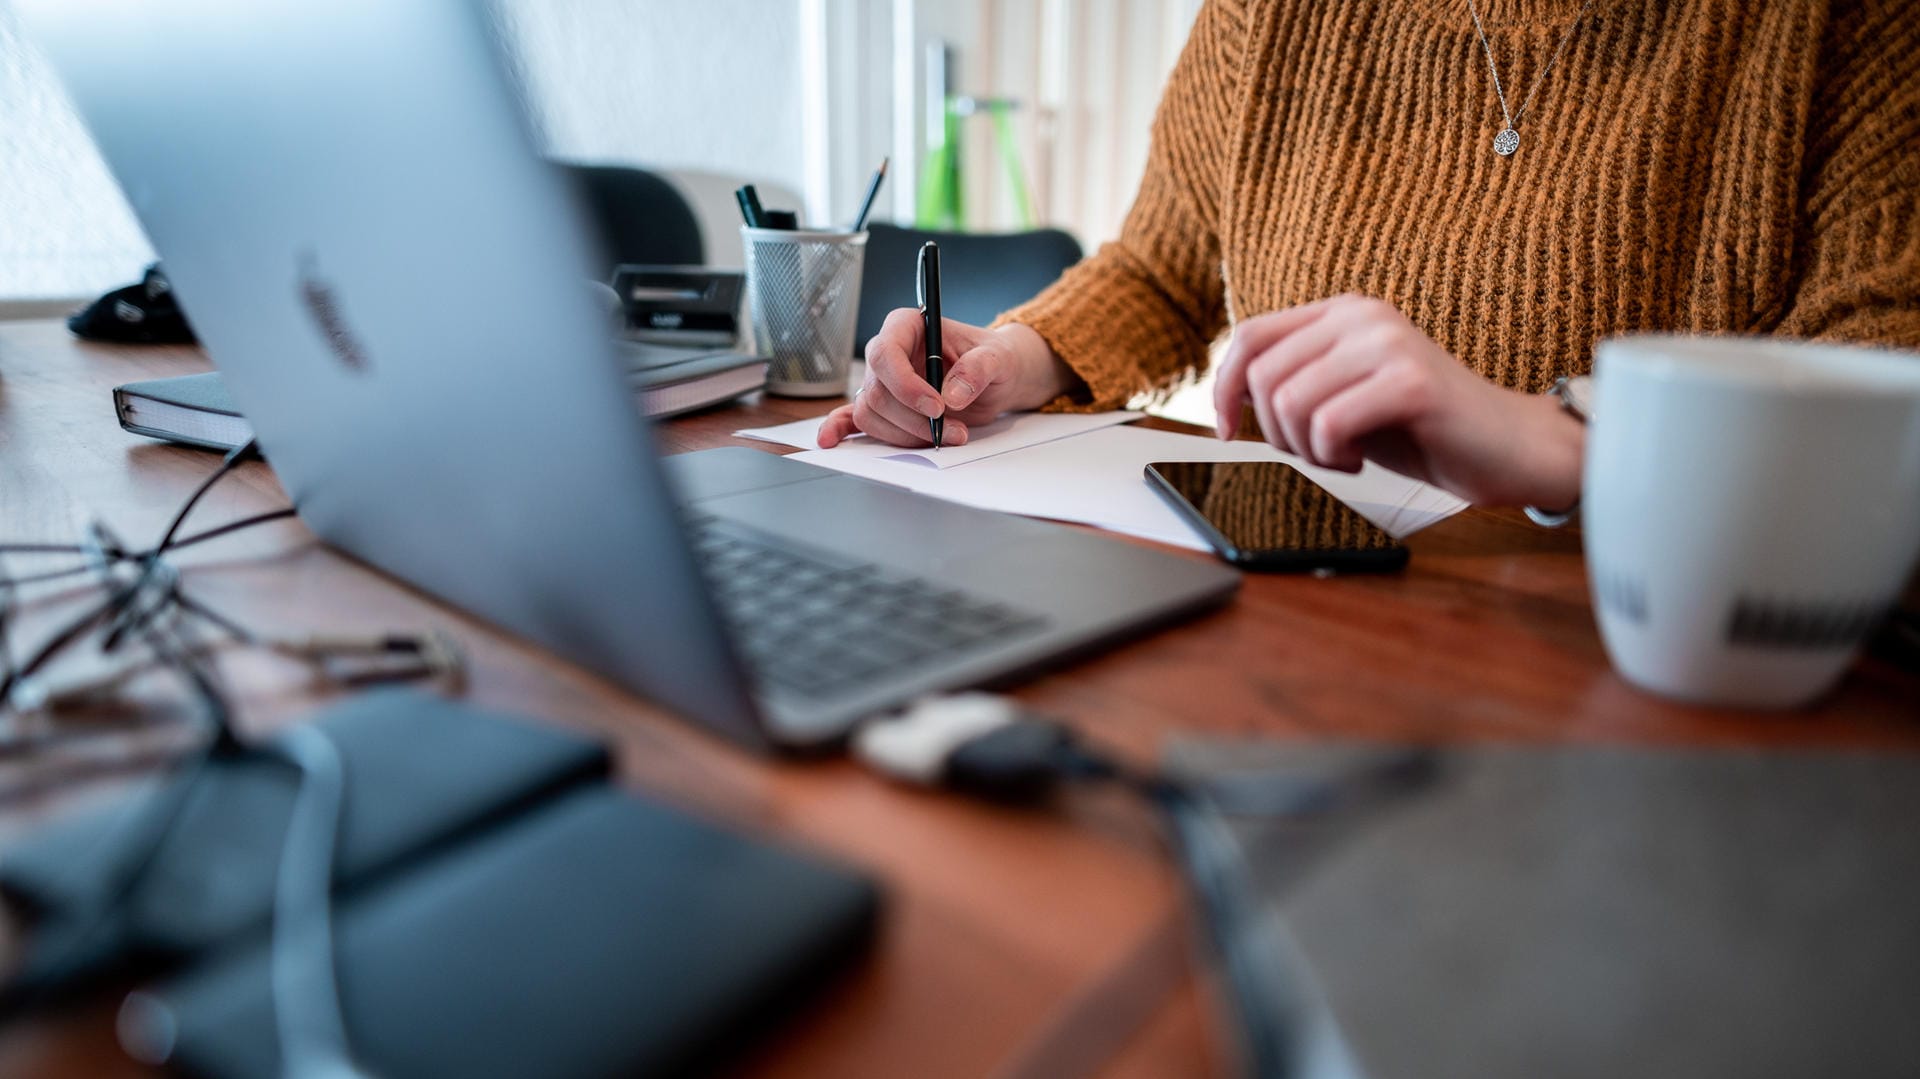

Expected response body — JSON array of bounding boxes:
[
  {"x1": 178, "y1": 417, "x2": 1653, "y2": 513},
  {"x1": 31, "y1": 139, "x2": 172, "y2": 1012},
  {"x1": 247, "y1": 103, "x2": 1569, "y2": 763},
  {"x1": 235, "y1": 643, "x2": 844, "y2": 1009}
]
[{"x1": 1467, "y1": 0, "x2": 1599, "y2": 157}]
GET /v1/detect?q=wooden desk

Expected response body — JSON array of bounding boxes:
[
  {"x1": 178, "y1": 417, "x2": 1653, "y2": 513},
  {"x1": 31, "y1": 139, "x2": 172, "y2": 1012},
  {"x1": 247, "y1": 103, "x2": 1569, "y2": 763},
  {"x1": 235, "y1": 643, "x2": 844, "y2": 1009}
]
[{"x1": 0, "y1": 320, "x2": 1913, "y2": 1078}]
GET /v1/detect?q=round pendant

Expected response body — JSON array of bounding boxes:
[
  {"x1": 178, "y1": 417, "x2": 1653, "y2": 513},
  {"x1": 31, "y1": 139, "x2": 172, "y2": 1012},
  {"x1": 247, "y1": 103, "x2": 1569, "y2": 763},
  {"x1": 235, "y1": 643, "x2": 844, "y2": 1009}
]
[{"x1": 1493, "y1": 128, "x2": 1520, "y2": 156}]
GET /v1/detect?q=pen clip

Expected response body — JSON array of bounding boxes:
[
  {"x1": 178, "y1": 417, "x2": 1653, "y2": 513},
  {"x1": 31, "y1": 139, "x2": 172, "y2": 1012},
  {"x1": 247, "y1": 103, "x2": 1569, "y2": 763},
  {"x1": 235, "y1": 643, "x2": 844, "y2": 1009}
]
[{"x1": 916, "y1": 243, "x2": 928, "y2": 310}]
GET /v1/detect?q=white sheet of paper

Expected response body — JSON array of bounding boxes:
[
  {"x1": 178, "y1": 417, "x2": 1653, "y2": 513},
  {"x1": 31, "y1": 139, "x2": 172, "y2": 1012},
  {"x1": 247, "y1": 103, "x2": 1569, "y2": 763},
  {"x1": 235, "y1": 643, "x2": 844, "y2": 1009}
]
[
  {"x1": 733, "y1": 410, "x2": 1142, "y2": 469},
  {"x1": 788, "y1": 425, "x2": 1468, "y2": 550}
]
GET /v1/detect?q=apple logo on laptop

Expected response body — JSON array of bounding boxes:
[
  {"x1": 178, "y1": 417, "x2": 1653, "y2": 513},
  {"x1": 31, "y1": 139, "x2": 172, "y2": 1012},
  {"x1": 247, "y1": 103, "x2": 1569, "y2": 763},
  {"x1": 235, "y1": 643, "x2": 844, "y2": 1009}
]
[{"x1": 297, "y1": 251, "x2": 371, "y2": 373}]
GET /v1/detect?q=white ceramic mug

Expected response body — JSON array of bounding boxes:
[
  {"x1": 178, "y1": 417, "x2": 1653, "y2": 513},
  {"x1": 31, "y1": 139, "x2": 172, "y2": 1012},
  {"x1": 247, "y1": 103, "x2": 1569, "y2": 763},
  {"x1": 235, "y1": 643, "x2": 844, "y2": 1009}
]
[{"x1": 1583, "y1": 335, "x2": 1920, "y2": 708}]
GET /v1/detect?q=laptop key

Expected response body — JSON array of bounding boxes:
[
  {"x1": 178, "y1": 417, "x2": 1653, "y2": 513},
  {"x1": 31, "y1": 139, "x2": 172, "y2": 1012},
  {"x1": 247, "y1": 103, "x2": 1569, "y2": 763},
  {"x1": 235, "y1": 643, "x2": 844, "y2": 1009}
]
[{"x1": 688, "y1": 518, "x2": 1046, "y2": 700}]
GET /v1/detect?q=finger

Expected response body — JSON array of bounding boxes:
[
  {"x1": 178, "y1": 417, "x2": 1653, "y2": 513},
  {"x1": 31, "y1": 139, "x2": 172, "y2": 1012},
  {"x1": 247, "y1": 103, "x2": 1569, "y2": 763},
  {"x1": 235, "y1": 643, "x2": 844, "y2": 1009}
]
[
  {"x1": 1269, "y1": 344, "x2": 1381, "y2": 466},
  {"x1": 1243, "y1": 318, "x2": 1348, "y2": 454},
  {"x1": 866, "y1": 308, "x2": 941, "y2": 417},
  {"x1": 853, "y1": 390, "x2": 936, "y2": 446},
  {"x1": 937, "y1": 418, "x2": 969, "y2": 446},
  {"x1": 817, "y1": 403, "x2": 861, "y2": 447},
  {"x1": 1213, "y1": 295, "x2": 1347, "y2": 438},
  {"x1": 1308, "y1": 365, "x2": 1429, "y2": 473},
  {"x1": 1246, "y1": 352, "x2": 1290, "y2": 455},
  {"x1": 866, "y1": 305, "x2": 926, "y2": 363},
  {"x1": 865, "y1": 378, "x2": 951, "y2": 436},
  {"x1": 940, "y1": 338, "x2": 1014, "y2": 411}
]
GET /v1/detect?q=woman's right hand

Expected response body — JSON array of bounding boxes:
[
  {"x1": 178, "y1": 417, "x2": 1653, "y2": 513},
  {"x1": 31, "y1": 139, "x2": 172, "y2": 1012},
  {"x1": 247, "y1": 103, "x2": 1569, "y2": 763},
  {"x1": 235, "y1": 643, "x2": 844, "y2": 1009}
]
[{"x1": 817, "y1": 312, "x2": 1075, "y2": 448}]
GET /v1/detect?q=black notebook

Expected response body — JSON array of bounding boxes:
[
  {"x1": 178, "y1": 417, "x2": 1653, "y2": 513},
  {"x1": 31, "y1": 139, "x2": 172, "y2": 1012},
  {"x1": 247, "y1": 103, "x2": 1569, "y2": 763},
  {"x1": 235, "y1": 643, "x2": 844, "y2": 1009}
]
[
  {"x1": 0, "y1": 690, "x2": 611, "y2": 977},
  {"x1": 124, "y1": 786, "x2": 879, "y2": 1079},
  {"x1": 113, "y1": 343, "x2": 766, "y2": 452},
  {"x1": 0, "y1": 692, "x2": 880, "y2": 1078}
]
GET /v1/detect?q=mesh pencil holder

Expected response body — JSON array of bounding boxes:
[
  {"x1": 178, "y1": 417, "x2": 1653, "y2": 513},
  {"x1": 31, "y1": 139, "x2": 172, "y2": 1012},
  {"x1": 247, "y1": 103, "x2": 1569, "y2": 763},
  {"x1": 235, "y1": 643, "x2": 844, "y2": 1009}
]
[{"x1": 742, "y1": 226, "x2": 868, "y2": 397}]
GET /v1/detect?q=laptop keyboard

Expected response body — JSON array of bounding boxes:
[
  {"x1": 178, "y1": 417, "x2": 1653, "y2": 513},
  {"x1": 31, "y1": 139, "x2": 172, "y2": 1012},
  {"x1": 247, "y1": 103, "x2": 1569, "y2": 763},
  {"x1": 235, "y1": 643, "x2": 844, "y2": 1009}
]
[{"x1": 687, "y1": 516, "x2": 1046, "y2": 701}]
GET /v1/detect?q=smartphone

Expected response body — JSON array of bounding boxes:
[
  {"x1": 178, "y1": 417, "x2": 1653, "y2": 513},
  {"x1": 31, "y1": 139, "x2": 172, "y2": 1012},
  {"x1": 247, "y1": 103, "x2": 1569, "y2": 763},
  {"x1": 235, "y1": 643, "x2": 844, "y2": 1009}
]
[{"x1": 1144, "y1": 461, "x2": 1410, "y2": 573}]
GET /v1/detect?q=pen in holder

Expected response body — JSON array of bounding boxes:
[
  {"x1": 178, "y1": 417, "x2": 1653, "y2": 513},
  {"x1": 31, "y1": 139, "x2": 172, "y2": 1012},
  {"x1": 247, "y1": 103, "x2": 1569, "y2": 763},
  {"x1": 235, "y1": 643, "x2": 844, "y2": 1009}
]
[{"x1": 741, "y1": 226, "x2": 867, "y2": 397}]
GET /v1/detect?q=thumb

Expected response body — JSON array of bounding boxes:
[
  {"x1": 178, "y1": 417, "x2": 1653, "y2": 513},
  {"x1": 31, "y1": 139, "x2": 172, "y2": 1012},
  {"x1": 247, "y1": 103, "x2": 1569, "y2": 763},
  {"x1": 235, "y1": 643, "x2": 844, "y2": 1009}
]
[{"x1": 940, "y1": 340, "x2": 1012, "y2": 411}]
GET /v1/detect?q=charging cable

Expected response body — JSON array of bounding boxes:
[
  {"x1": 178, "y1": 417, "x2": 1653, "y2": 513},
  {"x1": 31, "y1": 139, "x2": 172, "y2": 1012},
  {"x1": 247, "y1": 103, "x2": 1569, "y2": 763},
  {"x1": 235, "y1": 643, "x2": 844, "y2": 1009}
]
[
  {"x1": 267, "y1": 724, "x2": 365, "y2": 1079},
  {"x1": 856, "y1": 694, "x2": 1426, "y2": 1079}
]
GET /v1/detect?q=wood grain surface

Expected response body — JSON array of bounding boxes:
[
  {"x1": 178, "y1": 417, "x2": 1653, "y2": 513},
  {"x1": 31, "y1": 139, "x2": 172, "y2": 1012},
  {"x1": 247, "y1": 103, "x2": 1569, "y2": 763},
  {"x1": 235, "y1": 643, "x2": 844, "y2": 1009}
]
[{"x1": 0, "y1": 320, "x2": 1912, "y2": 1079}]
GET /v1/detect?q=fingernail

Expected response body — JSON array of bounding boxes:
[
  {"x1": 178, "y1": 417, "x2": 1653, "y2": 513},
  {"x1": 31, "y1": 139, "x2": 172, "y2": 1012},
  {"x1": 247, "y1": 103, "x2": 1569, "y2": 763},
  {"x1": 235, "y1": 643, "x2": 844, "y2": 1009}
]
[
  {"x1": 946, "y1": 422, "x2": 968, "y2": 445},
  {"x1": 942, "y1": 378, "x2": 973, "y2": 407},
  {"x1": 915, "y1": 395, "x2": 943, "y2": 417}
]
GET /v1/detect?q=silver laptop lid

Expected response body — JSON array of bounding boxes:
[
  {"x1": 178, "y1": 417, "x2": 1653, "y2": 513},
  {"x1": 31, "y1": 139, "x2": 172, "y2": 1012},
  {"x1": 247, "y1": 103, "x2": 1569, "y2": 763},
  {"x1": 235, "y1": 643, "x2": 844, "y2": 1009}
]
[{"x1": 21, "y1": 0, "x2": 768, "y2": 744}]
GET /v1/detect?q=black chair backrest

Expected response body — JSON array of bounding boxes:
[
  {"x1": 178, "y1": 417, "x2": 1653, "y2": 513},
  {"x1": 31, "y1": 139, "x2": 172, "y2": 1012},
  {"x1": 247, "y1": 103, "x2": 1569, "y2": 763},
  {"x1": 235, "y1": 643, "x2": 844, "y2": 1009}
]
[
  {"x1": 854, "y1": 223, "x2": 1082, "y2": 358},
  {"x1": 558, "y1": 163, "x2": 705, "y2": 274}
]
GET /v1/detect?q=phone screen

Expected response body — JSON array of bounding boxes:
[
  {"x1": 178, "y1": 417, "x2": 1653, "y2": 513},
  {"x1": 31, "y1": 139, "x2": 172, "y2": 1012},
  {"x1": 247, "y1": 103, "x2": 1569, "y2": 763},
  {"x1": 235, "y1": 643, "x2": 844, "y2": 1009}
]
[{"x1": 1145, "y1": 461, "x2": 1408, "y2": 572}]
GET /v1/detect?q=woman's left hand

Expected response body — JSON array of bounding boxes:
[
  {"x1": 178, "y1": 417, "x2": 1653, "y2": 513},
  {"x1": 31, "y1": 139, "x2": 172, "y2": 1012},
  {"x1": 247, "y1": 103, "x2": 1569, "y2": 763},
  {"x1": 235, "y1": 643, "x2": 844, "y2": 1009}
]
[{"x1": 1212, "y1": 294, "x2": 1583, "y2": 509}]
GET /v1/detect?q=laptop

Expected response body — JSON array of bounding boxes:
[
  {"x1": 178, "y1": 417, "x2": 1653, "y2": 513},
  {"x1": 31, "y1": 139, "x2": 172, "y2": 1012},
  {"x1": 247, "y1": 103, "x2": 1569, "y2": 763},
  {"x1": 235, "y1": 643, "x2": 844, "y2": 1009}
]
[{"x1": 23, "y1": 0, "x2": 1239, "y2": 749}]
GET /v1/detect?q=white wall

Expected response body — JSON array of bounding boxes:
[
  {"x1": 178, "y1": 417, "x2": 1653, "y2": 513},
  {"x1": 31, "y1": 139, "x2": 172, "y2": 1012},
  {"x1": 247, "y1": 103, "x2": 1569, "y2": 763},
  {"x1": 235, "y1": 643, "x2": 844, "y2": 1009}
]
[
  {"x1": 0, "y1": 0, "x2": 1198, "y2": 299},
  {"x1": 494, "y1": 0, "x2": 809, "y2": 217},
  {"x1": 0, "y1": 0, "x2": 809, "y2": 300},
  {"x1": 0, "y1": 0, "x2": 153, "y2": 301}
]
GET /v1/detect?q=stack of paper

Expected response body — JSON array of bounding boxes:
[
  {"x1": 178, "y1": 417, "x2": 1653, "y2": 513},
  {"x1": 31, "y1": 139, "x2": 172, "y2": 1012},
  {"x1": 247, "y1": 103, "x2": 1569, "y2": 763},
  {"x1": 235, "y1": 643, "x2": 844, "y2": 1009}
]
[{"x1": 733, "y1": 412, "x2": 1467, "y2": 552}]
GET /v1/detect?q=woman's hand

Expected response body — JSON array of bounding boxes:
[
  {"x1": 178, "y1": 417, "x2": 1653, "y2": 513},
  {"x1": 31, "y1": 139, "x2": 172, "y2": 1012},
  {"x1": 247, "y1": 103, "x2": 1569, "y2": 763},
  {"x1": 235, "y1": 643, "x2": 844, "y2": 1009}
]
[
  {"x1": 818, "y1": 313, "x2": 1074, "y2": 448},
  {"x1": 1213, "y1": 294, "x2": 1584, "y2": 508}
]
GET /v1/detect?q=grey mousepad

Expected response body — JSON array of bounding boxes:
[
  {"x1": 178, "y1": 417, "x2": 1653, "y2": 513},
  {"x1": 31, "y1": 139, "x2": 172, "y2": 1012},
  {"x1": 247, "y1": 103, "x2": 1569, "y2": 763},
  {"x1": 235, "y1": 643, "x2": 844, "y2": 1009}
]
[{"x1": 1175, "y1": 742, "x2": 1920, "y2": 1079}]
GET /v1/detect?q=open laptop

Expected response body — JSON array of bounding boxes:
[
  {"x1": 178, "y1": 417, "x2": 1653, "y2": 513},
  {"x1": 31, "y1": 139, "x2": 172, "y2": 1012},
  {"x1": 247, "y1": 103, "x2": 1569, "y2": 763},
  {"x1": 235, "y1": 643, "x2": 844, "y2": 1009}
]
[{"x1": 23, "y1": 0, "x2": 1239, "y2": 749}]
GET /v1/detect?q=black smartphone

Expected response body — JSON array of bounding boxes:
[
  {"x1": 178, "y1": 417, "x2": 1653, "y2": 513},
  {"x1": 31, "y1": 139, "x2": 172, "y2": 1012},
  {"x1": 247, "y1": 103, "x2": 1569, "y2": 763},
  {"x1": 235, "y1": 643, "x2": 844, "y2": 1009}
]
[{"x1": 1144, "y1": 461, "x2": 1410, "y2": 573}]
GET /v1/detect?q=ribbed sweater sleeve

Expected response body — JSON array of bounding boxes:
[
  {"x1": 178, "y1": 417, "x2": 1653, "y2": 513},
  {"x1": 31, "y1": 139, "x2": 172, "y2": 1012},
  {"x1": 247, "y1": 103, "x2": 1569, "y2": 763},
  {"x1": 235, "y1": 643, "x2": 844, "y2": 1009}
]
[
  {"x1": 1773, "y1": 0, "x2": 1920, "y2": 349},
  {"x1": 996, "y1": 0, "x2": 1249, "y2": 411}
]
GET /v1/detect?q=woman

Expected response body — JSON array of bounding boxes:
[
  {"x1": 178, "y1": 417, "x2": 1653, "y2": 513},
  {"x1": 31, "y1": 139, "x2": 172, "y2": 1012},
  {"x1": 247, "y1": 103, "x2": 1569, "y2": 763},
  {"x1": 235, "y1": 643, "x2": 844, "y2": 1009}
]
[{"x1": 818, "y1": 0, "x2": 1918, "y2": 515}]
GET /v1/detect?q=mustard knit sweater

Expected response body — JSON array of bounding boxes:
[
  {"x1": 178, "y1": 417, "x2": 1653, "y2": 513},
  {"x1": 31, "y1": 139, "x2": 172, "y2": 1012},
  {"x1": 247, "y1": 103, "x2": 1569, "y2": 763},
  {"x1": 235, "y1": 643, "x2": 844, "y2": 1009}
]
[{"x1": 1003, "y1": 0, "x2": 1920, "y2": 409}]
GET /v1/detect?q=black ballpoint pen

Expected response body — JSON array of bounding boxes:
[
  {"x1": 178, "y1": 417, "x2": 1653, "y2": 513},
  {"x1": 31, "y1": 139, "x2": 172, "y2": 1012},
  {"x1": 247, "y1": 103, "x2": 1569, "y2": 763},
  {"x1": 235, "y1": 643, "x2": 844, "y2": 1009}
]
[
  {"x1": 851, "y1": 156, "x2": 888, "y2": 231},
  {"x1": 918, "y1": 241, "x2": 943, "y2": 448}
]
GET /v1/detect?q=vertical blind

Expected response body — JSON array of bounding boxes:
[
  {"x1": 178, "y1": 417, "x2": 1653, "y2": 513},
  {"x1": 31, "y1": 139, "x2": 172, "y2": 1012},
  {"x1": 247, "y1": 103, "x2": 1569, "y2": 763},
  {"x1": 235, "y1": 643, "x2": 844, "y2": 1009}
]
[{"x1": 958, "y1": 0, "x2": 1200, "y2": 247}]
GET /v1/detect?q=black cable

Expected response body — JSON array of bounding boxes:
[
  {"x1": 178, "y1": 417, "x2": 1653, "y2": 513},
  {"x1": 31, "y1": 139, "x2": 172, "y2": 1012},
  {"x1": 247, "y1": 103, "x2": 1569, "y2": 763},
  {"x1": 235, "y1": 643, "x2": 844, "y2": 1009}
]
[
  {"x1": 130, "y1": 596, "x2": 236, "y2": 746},
  {"x1": 167, "y1": 589, "x2": 259, "y2": 645},
  {"x1": 0, "y1": 448, "x2": 356, "y2": 1054},
  {"x1": 865, "y1": 710, "x2": 1430, "y2": 1079},
  {"x1": 99, "y1": 564, "x2": 184, "y2": 658},
  {"x1": 0, "y1": 543, "x2": 234, "y2": 1012},
  {"x1": 9, "y1": 504, "x2": 360, "y2": 1077},
  {"x1": 82, "y1": 520, "x2": 239, "y2": 749},
  {"x1": 0, "y1": 563, "x2": 109, "y2": 591},
  {"x1": 0, "y1": 565, "x2": 16, "y2": 690},
  {"x1": 940, "y1": 731, "x2": 1314, "y2": 1077},
  {"x1": 0, "y1": 507, "x2": 296, "y2": 595},
  {"x1": 165, "y1": 507, "x2": 298, "y2": 553},
  {"x1": 0, "y1": 450, "x2": 301, "y2": 736},
  {"x1": 0, "y1": 587, "x2": 139, "y2": 708},
  {"x1": 73, "y1": 441, "x2": 259, "y2": 660},
  {"x1": 155, "y1": 441, "x2": 262, "y2": 555},
  {"x1": 1147, "y1": 779, "x2": 1305, "y2": 1079}
]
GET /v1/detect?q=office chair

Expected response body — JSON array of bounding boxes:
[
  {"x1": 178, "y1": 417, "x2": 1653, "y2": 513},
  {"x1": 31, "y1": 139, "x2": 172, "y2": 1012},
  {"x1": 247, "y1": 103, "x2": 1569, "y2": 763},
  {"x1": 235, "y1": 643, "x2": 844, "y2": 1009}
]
[
  {"x1": 853, "y1": 223, "x2": 1082, "y2": 358},
  {"x1": 557, "y1": 162, "x2": 706, "y2": 272}
]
